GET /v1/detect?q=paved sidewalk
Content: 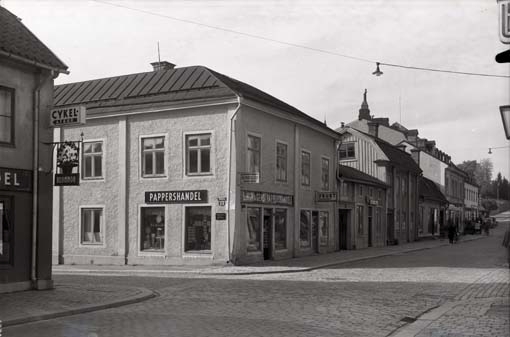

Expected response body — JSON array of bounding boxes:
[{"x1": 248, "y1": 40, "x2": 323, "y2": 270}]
[
  {"x1": 0, "y1": 282, "x2": 155, "y2": 328},
  {"x1": 53, "y1": 233, "x2": 488, "y2": 277}
]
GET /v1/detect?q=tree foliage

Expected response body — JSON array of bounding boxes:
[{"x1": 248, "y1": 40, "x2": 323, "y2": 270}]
[{"x1": 458, "y1": 158, "x2": 493, "y2": 197}]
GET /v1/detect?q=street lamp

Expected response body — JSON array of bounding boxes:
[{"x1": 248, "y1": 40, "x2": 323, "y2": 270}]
[
  {"x1": 372, "y1": 62, "x2": 383, "y2": 76},
  {"x1": 500, "y1": 105, "x2": 510, "y2": 140}
]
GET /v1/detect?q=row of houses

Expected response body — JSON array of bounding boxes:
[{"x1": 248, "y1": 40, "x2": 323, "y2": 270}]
[{"x1": 0, "y1": 5, "x2": 481, "y2": 292}]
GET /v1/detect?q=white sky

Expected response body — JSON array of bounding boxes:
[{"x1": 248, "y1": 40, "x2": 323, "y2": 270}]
[{"x1": 4, "y1": 0, "x2": 510, "y2": 179}]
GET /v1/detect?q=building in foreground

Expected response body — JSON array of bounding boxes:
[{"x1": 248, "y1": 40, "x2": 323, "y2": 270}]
[
  {"x1": 52, "y1": 62, "x2": 340, "y2": 265},
  {"x1": 0, "y1": 6, "x2": 68, "y2": 293}
]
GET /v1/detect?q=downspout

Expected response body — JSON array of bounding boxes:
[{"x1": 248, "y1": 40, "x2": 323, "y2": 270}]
[
  {"x1": 227, "y1": 95, "x2": 242, "y2": 264},
  {"x1": 31, "y1": 71, "x2": 45, "y2": 287}
]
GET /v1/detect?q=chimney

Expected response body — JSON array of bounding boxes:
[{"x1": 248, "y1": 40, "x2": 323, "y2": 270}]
[
  {"x1": 407, "y1": 129, "x2": 419, "y2": 143},
  {"x1": 151, "y1": 61, "x2": 176, "y2": 71},
  {"x1": 367, "y1": 121, "x2": 379, "y2": 138},
  {"x1": 410, "y1": 149, "x2": 420, "y2": 165},
  {"x1": 358, "y1": 89, "x2": 371, "y2": 120},
  {"x1": 340, "y1": 122, "x2": 345, "y2": 128}
]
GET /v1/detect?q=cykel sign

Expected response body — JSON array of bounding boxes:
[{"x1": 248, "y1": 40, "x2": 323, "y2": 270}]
[{"x1": 50, "y1": 106, "x2": 86, "y2": 127}]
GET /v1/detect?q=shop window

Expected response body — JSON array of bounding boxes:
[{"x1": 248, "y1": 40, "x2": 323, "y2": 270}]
[
  {"x1": 247, "y1": 135, "x2": 261, "y2": 175},
  {"x1": 319, "y1": 211, "x2": 329, "y2": 246},
  {"x1": 357, "y1": 205, "x2": 364, "y2": 234},
  {"x1": 300, "y1": 210, "x2": 311, "y2": 247},
  {"x1": 81, "y1": 208, "x2": 103, "y2": 244},
  {"x1": 82, "y1": 141, "x2": 103, "y2": 179},
  {"x1": 186, "y1": 134, "x2": 211, "y2": 175},
  {"x1": 321, "y1": 157, "x2": 329, "y2": 190},
  {"x1": 185, "y1": 206, "x2": 211, "y2": 251},
  {"x1": 338, "y1": 143, "x2": 355, "y2": 160},
  {"x1": 140, "y1": 207, "x2": 165, "y2": 251},
  {"x1": 301, "y1": 151, "x2": 310, "y2": 187},
  {"x1": 141, "y1": 136, "x2": 165, "y2": 177},
  {"x1": 0, "y1": 86, "x2": 14, "y2": 145},
  {"x1": 247, "y1": 207, "x2": 261, "y2": 252},
  {"x1": 274, "y1": 208, "x2": 287, "y2": 250},
  {"x1": 276, "y1": 142, "x2": 287, "y2": 182},
  {"x1": 0, "y1": 198, "x2": 13, "y2": 264}
]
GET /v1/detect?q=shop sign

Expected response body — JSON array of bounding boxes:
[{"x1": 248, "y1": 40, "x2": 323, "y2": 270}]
[
  {"x1": 55, "y1": 141, "x2": 80, "y2": 186},
  {"x1": 50, "y1": 106, "x2": 86, "y2": 127},
  {"x1": 240, "y1": 173, "x2": 259, "y2": 184},
  {"x1": 215, "y1": 213, "x2": 227, "y2": 220},
  {"x1": 145, "y1": 190, "x2": 208, "y2": 204},
  {"x1": 0, "y1": 167, "x2": 32, "y2": 192},
  {"x1": 315, "y1": 191, "x2": 337, "y2": 202},
  {"x1": 366, "y1": 197, "x2": 379, "y2": 206},
  {"x1": 241, "y1": 190, "x2": 293, "y2": 206}
]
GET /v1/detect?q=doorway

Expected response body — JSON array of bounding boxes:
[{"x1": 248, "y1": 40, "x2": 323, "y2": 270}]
[
  {"x1": 387, "y1": 209, "x2": 394, "y2": 245},
  {"x1": 368, "y1": 206, "x2": 373, "y2": 247},
  {"x1": 311, "y1": 211, "x2": 319, "y2": 253},
  {"x1": 263, "y1": 208, "x2": 273, "y2": 260},
  {"x1": 338, "y1": 209, "x2": 349, "y2": 250}
]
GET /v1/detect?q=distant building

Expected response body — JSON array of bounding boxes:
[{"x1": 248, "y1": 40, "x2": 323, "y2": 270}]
[
  {"x1": 464, "y1": 180, "x2": 480, "y2": 222},
  {"x1": 445, "y1": 164, "x2": 468, "y2": 232},
  {"x1": 52, "y1": 62, "x2": 339, "y2": 266},
  {"x1": 0, "y1": 6, "x2": 68, "y2": 293}
]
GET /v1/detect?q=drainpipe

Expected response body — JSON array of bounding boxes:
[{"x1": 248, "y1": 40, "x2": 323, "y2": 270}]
[
  {"x1": 226, "y1": 95, "x2": 242, "y2": 264},
  {"x1": 31, "y1": 70, "x2": 52, "y2": 288}
]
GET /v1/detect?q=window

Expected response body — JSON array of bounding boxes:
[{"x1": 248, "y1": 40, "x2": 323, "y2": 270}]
[
  {"x1": 301, "y1": 151, "x2": 310, "y2": 186},
  {"x1": 142, "y1": 136, "x2": 165, "y2": 177},
  {"x1": 81, "y1": 208, "x2": 103, "y2": 244},
  {"x1": 247, "y1": 135, "x2": 261, "y2": 175},
  {"x1": 357, "y1": 205, "x2": 364, "y2": 234},
  {"x1": 0, "y1": 86, "x2": 14, "y2": 145},
  {"x1": 186, "y1": 134, "x2": 211, "y2": 175},
  {"x1": 274, "y1": 208, "x2": 287, "y2": 250},
  {"x1": 321, "y1": 157, "x2": 329, "y2": 190},
  {"x1": 247, "y1": 207, "x2": 261, "y2": 252},
  {"x1": 359, "y1": 185, "x2": 363, "y2": 196},
  {"x1": 140, "y1": 207, "x2": 165, "y2": 251},
  {"x1": 82, "y1": 141, "x2": 103, "y2": 179},
  {"x1": 0, "y1": 198, "x2": 13, "y2": 264},
  {"x1": 300, "y1": 210, "x2": 311, "y2": 247},
  {"x1": 319, "y1": 211, "x2": 329, "y2": 246},
  {"x1": 276, "y1": 142, "x2": 287, "y2": 182},
  {"x1": 338, "y1": 143, "x2": 355, "y2": 159},
  {"x1": 185, "y1": 206, "x2": 211, "y2": 252}
]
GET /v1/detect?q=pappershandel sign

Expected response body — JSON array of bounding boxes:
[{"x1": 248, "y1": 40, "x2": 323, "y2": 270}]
[
  {"x1": 145, "y1": 190, "x2": 208, "y2": 204},
  {"x1": 50, "y1": 106, "x2": 86, "y2": 127}
]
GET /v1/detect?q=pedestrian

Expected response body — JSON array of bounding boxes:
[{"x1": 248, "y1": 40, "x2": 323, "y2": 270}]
[
  {"x1": 484, "y1": 221, "x2": 490, "y2": 236},
  {"x1": 447, "y1": 219, "x2": 455, "y2": 244}
]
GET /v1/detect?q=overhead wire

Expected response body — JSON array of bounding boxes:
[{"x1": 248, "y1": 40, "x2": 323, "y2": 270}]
[{"x1": 93, "y1": 0, "x2": 510, "y2": 79}]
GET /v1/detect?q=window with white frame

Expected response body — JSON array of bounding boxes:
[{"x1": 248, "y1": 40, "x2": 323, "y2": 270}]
[
  {"x1": 276, "y1": 142, "x2": 287, "y2": 182},
  {"x1": 301, "y1": 151, "x2": 310, "y2": 186},
  {"x1": 247, "y1": 135, "x2": 261, "y2": 175},
  {"x1": 81, "y1": 208, "x2": 103, "y2": 244},
  {"x1": 185, "y1": 206, "x2": 211, "y2": 251},
  {"x1": 82, "y1": 141, "x2": 103, "y2": 179},
  {"x1": 140, "y1": 207, "x2": 165, "y2": 251},
  {"x1": 141, "y1": 136, "x2": 165, "y2": 177},
  {"x1": 186, "y1": 133, "x2": 212, "y2": 175},
  {"x1": 0, "y1": 86, "x2": 14, "y2": 145},
  {"x1": 338, "y1": 143, "x2": 355, "y2": 160},
  {"x1": 321, "y1": 157, "x2": 329, "y2": 190}
]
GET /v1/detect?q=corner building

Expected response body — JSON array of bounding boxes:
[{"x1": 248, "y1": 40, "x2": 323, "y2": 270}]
[{"x1": 52, "y1": 63, "x2": 339, "y2": 265}]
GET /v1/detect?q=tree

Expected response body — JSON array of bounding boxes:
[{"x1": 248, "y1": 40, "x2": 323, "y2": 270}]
[
  {"x1": 475, "y1": 159, "x2": 493, "y2": 197},
  {"x1": 481, "y1": 199, "x2": 498, "y2": 212}
]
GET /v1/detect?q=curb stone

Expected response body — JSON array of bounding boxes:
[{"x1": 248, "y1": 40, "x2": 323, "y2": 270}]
[{"x1": 2, "y1": 286, "x2": 156, "y2": 328}]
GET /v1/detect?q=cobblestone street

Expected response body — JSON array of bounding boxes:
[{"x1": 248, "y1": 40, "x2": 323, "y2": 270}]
[{"x1": 3, "y1": 222, "x2": 509, "y2": 337}]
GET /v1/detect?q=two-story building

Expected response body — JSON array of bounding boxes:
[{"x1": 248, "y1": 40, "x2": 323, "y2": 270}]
[
  {"x1": 0, "y1": 6, "x2": 68, "y2": 293},
  {"x1": 464, "y1": 179, "x2": 480, "y2": 222},
  {"x1": 445, "y1": 163, "x2": 468, "y2": 233},
  {"x1": 52, "y1": 62, "x2": 340, "y2": 266}
]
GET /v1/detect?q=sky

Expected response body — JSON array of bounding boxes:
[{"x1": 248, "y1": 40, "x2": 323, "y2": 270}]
[{"x1": 3, "y1": 0, "x2": 510, "y2": 179}]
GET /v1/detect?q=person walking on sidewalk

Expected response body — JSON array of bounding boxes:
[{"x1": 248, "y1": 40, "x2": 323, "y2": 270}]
[{"x1": 447, "y1": 219, "x2": 456, "y2": 244}]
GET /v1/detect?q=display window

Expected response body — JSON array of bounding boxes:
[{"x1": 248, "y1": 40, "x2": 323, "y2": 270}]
[
  {"x1": 246, "y1": 207, "x2": 261, "y2": 252},
  {"x1": 185, "y1": 206, "x2": 211, "y2": 251},
  {"x1": 81, "y1": 208, "x2": 103, "y2": 244},
  {"x1": 140, "y1": 207, "x2": 165, "y2": 252},
  {"x1": 0, "y1": 197, "x2": 13, "y2": 264},
  {"x1": 319, "y1": 211, "x2": 329, "y2": 246},
  {"x1": 300, "y1": 210, "x2": 311, "y2": 248},
  {"x1": 274, "y1": 208, "x2": 287, "y2": 250}
]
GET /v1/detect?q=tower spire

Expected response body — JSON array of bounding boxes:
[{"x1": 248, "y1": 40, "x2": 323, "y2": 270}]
[{"x1": 358, "y1": 89, "x2": 371, "y2": 120}]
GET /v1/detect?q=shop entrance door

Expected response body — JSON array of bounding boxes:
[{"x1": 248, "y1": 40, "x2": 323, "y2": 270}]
[
  {"x1": 263, "y1": 208, "x2": 273, "y2": 260},
  {"x1": 368, "y1": 206, "x2": 373, "y2": 247},
  {"x1": 312, "y1": 211, "x2": 319, "y2": 253},
  {"x1": 338, "y1": 209, "x2": 349, "y2": 250}
]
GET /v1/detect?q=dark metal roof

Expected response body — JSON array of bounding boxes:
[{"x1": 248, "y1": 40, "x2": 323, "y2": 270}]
[
  {"x1": 374, "y1": 139, "x2": 422, "y2": 174},
  {"x1": 419, "y1": 177, "x2": 448, "y2": 204},
  {"x1": 337, "y1": 164, "x2": 389, "y2": 188},
  {"x1": 0, "y1": 6, "x2": 68, "y2": 72},
  {"x1": 54, "y1": 65, "x2": 339, "y2": 135}
]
